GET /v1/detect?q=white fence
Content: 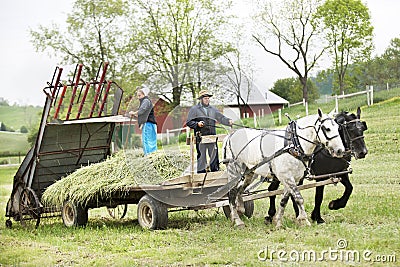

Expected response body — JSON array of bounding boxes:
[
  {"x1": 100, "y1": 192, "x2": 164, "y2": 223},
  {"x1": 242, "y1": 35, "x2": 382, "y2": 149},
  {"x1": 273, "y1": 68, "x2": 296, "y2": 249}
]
[
  {"x1": 159, "y1": 126, "x2": 190, "y2": 144},
  {"x1": 278, "y1": 85, "x2": 375, "y2": 124}
]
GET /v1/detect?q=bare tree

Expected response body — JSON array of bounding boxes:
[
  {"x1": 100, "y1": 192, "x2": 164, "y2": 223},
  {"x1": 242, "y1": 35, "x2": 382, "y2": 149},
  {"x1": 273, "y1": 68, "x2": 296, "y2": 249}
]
[{"x1": 252, "y1": 0, "x2": 326, "y2": 103}]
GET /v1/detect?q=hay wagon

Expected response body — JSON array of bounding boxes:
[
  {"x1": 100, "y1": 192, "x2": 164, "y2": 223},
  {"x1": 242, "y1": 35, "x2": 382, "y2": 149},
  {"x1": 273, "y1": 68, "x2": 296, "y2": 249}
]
[{"x1": 4, "y1": 63, "x2": 349, "y2": 230}]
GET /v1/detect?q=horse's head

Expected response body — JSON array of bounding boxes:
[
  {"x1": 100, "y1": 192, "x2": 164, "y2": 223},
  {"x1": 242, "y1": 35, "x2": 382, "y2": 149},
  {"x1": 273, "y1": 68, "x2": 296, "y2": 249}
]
[
  {"x1": 295, "y1": 109, "x2": 345, "y2": 157},
  {"x1": 316, "y1": 108, "x2": 345, "y2": 158},
  {"x1": 335, "y1": 107, "x2": 368, "y2": 159}
]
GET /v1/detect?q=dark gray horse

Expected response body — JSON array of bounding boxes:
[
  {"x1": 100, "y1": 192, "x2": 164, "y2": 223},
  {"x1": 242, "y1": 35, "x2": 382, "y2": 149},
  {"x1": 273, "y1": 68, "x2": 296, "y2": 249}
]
[{"x1": 265, "y1": 107, "x2": 368, "y2": 224}]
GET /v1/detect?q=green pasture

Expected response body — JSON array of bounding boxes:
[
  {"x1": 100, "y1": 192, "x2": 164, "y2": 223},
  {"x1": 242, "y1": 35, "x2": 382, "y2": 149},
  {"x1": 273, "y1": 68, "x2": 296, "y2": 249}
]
[
  {"x1": 0, "y1": 132, "x2": 30, "y2": 156},
  {"x1": 0, "y1": 97, "x2": 399, "y2": 266},
  {"x1": 0, "y1": 105, "x2": 41, "y2": 131}
]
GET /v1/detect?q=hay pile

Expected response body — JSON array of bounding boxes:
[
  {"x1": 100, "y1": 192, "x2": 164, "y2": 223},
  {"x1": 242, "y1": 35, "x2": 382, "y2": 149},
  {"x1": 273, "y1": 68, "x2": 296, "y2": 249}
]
[{"x1": 42, "y1": 149, "x2": 190, "y2": 207}]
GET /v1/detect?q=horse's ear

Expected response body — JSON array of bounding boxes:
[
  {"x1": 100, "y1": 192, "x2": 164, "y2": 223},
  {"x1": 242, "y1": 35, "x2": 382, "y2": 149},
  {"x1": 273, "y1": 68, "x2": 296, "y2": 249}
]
[
  {"x1": 357, "y1": 107, "x2": 361, "y2": 119},
  {"x1": 318, "y1": 108, "x2": 323, "y2": 120},
  {"x1": 328, "y1": 108, "x2": 336, "y2": 118}
]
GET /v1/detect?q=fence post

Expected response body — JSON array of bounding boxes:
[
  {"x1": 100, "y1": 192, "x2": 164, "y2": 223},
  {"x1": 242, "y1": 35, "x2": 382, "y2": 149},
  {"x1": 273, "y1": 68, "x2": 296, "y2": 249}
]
[
  {"x1": 370, "y1": 85, "x2": 374, "y2": 105},
  {"x1": 186, "y1": 126, "x2": 190, "y2": 138},
  {"x1": 278, "y1": 109, "x2": 282, "y2": 125},
  {"x1": 253, "y1": 112, "x2": 257, "y2": 128},
  {"x1": 305, "y1": 101, "x2": 309, "y2": 116},
  {"x1": 166, "y1": 129, "x2": 170, "y2": 145},
  {"x1": 335, "y1": 95, "x2": 339, "y2": 113}
]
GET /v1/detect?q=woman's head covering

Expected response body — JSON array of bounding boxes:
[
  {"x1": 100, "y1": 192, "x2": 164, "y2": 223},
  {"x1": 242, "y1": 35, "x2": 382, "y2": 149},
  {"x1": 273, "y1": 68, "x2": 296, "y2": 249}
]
[{"x1": 137, "y1": 85, "x2": 150, "y2": 96}]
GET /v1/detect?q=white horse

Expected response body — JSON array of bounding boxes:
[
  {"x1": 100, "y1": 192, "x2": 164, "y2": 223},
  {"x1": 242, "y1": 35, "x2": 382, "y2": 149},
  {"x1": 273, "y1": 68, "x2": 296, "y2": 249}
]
[{"x1": 222, "y1": 109, "x2": 345, "y2": 228}]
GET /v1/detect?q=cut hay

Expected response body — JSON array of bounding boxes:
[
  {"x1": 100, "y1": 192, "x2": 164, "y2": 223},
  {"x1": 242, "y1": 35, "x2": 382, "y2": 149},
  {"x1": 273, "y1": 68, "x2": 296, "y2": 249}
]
[{"x1": 42, "y1": 149, "x2": 190, "y2": 207}]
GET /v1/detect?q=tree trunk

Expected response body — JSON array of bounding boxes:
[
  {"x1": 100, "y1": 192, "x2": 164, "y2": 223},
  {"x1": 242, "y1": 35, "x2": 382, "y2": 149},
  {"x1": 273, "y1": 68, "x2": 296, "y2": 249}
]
[{"x1": 300, "y1": 76, "x2": 308, "y2": 103}]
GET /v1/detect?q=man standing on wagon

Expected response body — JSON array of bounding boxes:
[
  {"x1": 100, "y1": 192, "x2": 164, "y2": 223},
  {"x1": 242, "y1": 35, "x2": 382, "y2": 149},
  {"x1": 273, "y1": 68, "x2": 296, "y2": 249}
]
[
  {"x1": 129, "y1": 86, "x2": 158, "y2": 155},
  {"x1": 186, "y1": 90, "x2": 233, "y2": 173}
]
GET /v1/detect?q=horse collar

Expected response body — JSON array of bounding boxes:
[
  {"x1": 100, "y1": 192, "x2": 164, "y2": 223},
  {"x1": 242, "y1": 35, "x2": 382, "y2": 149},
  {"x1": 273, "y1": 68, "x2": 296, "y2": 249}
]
[{"x1": 285, "y1": 121, "x2": 311, "y2": 162}]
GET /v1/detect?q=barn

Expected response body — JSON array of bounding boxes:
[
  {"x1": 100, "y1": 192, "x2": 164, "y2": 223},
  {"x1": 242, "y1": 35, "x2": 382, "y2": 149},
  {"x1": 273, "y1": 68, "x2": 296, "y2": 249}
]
[{"x1": 152, "y1": 88, "x2": 289, "y2": 134}]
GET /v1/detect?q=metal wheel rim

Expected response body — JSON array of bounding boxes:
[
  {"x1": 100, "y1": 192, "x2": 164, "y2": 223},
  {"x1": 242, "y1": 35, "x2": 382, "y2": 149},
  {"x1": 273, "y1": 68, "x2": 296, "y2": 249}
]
[
  {"x1": 18, "y1": 188, "x2": 40, "y2": 229},
  {"x1": 140, "y1": 205, "x2": 153, "y2": 228},
  {"x1": 63, "y1": 203, "x2": 75, "y2": 226}
]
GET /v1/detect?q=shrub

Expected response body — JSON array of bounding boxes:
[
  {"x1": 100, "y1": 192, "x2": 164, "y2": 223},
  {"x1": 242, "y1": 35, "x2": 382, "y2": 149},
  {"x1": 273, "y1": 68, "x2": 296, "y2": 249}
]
[{"x1": 20, "y1": 126, "x2": 28, "y2": 133}]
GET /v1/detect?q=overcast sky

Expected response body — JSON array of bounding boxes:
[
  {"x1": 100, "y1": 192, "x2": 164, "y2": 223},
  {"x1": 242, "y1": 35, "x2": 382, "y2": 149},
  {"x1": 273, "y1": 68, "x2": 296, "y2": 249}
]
[{"x1": 0, "y1": 0, "x2": 399, "y2": 106}]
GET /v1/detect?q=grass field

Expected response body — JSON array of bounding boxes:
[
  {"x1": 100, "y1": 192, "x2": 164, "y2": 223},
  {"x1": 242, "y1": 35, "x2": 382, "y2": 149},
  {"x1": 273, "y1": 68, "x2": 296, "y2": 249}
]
[
  {"x1": 0, "y1": 97, "x2": 399, "y2": 266},
  {"x1": 0, "y1": 105, "x2": 41, "y2": 131},
  {"x1": 0, "y1": 132, "x2": 30, "y2": 157}
]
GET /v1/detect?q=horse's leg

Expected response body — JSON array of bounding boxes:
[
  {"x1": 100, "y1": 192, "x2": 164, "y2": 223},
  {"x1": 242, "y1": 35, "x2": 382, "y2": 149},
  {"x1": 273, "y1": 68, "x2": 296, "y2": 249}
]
[
  {"x1": 311, "y1": 185, "x2": 325, "y2": 224},
  {"x1": 265, "y1": 180, "x2": 280, "y2": 224},
  {"x1": 329, "y1": 174, "x2": 353, "y2": 210},
  {"x1": 226, "y1": 161, "x2": 245, "y2": 228},
  {"x1": 288, "y1": 182, "x2": 311, "y2": 226},
  {"x1": 289, "y1": 179, "x2": 303, "y2": 218},
  {"x1": 273, "y1": 188, "x2": 290, "y2": 229}
]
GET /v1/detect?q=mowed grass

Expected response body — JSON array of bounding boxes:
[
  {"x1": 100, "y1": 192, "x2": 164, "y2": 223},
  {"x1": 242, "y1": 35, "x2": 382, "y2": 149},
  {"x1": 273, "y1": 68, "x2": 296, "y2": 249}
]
[{"x1": 0, "y1": 99, "x2": 399, "y2": 266}]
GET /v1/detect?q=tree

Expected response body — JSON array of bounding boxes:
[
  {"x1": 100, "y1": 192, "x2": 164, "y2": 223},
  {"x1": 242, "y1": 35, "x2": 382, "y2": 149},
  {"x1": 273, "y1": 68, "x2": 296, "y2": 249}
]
[
  {"x1": 133, "y1": 0, "x2": 234, "y2": 110},
  {"x1": 253, "y1": 0, "x2": 326, "y2": 103},
  {"x1": 20, "y1": 126, "x2": 29, "y2": 133},
  {"x1": 381, "y1": 37, "x2": 400, "y2": 83},
  {"x1": 316, "y1": 0, "x2": 374, "y2": 94},
  {"x1": 223, "y1": 29, "x2": 257, "y2": 119},
  {"x1": 30, "y1": 0, "x2": 139, "y2": 94},
  {"x1": 271, "y1": 77, "x2": 319, "y2": 103}
]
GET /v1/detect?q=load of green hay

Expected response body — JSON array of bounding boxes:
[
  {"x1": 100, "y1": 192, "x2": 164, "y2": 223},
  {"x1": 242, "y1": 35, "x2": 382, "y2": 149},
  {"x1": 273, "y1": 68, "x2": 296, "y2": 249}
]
[{"x1": 41, "y1": 149, "x2": 190, "y2": 207}]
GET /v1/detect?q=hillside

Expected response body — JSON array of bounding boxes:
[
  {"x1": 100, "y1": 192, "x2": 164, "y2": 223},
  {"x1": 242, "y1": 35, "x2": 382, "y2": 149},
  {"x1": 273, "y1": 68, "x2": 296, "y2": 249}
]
[
  {"x1": 0, "y1": 105, "x2": 41, "y2": 131},
  {"x1": 0, "y1": 132, "x2": 30, "y2": 156},
  {"x1": 0, "y1": 105, "x2": 41, "y2": 155}
]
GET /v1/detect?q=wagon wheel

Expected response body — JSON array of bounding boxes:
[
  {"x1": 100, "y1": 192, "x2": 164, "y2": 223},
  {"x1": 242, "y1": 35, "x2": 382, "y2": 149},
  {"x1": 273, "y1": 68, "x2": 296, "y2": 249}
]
[
  {"x1": 137, "y1": 195, "x2": 168, "y2": 230},
  {"x1": 62, "y1": 200, "x2": 88, "y2": 227},
  {"x1": 107, "y1": 204, "x2": 128, "y2": 219},
  {"x1": 18, "y1": 187, "x2": 41, "y2": 229},
  {"x1": 222, "y1": 199, "x2": 254, "y2": 219}
]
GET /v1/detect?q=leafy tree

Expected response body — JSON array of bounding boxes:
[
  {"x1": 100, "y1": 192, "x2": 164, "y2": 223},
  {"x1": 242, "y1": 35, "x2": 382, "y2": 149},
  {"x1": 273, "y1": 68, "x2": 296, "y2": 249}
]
[
  {"x1": 30, "y1": 0, "x2": 139, "y2": 98},
  {"x1": 0, "y1": 122, "x2": 6, "y2": 131},
  {"x1": 316, "y1": 0, "x2": 373, "y2": 94},
  {"x1": 271, "y1": 77, "x2": 319, "y2": 103},
  {"x1": 314, "y1": 69, "x2": 334, "y2": 95},
  {"x1": 133, "y1": 0, "x2": 234, "y2": 109},
  {"x1": 253, "y1": 0, "x2": 326, "y2": 104},
  {"x1": 0, "y1": 97, "x2": 9, "y2": 106},
  {"x1": 381, "y1": 37, "x2": 400, "y2": 83}
]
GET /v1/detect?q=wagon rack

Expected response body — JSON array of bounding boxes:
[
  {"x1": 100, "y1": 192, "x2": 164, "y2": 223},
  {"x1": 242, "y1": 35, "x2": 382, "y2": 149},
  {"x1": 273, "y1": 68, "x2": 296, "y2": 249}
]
[{"x1": 5, "y1": 62, "x2": 127, "y2": 228}]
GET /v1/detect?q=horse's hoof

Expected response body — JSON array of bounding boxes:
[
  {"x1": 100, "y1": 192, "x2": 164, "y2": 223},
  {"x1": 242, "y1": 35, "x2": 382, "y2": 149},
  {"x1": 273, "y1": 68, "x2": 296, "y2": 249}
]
[
  {"x1": 234, "y1": 218, "x2": 245, "y2": 229},
  {"x1": 329, "y1": 200, "x2": 341, "y2": 210},
  {"x1": 312, "y1": 217, "x2": 325, "y2": 224},
  {"x1": 311, "y1": 212, "x2": 325, "y2": 224},
  {"x1": 235, "y1": 223, "x2": 246, "y2": 229},
  {"x1": 273, "y1": 218, "x2": 282, "y2": 229},
  {"x1": 264, "y1": 216, "x2": 273, "y2": 225},
  {"x1": 296, "y1": 218, "x2": 311, "y2": 227}
]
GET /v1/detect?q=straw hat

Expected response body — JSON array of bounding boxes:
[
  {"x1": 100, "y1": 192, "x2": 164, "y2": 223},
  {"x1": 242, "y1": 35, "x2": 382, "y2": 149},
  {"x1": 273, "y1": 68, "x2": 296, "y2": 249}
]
[{"x1": 198, "y1": 90, "x2": 213, "y2": 99}]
